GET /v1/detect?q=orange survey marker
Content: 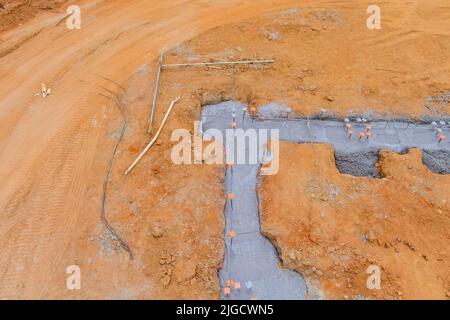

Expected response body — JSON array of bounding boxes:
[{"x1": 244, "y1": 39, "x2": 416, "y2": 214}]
[
  {"x1": 438, "y1": 135, "x2": 446, "y2": 143},
  {"x1": 223, "y1": 287, "x2": 231, "y2": 296},
  {"x1": 229, "y1": 230, "x2": 236, "y2": 239},
  {"x1": 228, "y1": 193, "x2": 235, "y2": 200},
  {"x1": 359, "y1": 132, "x2": 366, "y2": 140}
]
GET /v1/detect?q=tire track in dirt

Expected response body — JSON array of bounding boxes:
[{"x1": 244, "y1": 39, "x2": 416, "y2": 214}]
[
  {"x1": 0, "y1": 127, "x2": 83, "y2": 297},
  {"x1": 41, "y1": 106, "x2": 108, "y2": 297},
  {"x1": 0, "y1": 95, "x2": 98, "y2": 298}
]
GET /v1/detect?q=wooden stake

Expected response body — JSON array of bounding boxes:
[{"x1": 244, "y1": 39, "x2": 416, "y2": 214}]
[
  {"x1": 148, "y1": 52, "x2": 163, "y2": 134},
  {"x1": 161, "y1": 59, "x2": 274, "y2": 68},
  {"x1": 126, "y1": 96, "x2": 181, "y2": 175}
]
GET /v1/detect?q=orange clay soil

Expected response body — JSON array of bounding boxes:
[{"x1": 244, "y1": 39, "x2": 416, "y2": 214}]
[
  {"x1": 162, "y1": 2, "x2": 450, "y2": 118},
  {"x1": 0, "y1": 0, "x2": 449, "y2": 299},
  {"x1": 0, "y1": 0, "x2": 68, "y2": 34},
  {"x1": 258, "y1": 142, "x2": 450, "y2": 300}
]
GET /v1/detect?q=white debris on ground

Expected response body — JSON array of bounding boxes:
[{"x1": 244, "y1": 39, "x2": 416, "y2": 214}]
[{"x1": 34, "y1": 83, "x2": 52, "y2": 98}]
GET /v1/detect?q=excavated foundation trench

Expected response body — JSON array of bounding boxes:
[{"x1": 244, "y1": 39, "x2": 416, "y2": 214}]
[
  {"x1": 201, "y1": 101, "x2": 450, "y2": 300},
  {"x1": 335, "y1": 149, "x2": 450, "y2": 177}
]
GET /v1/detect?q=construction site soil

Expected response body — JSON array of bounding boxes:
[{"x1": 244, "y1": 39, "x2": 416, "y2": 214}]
[{"x1": 0, "y1": 0, "x2": 448, "y2": 299}]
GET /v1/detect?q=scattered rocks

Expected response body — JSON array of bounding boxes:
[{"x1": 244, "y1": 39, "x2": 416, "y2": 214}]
[
  {"x1": 201, "y1": 91, "x2": 225, "y2": 105},
  {"x1": 288, "y1": 251, "x2": 296, "y2": 261},
  {"x1": 308, "y1": 233, "x2": 319, "y2": 244},
  {"x1": 151, "y1": 224, "x2": 164, "y2": 238},
  {"x1": 159, "y1": 251, "x2": 175, "y2": 265},
  {"x1": 302, "y1": 259, "x2": 312, "y2": 267},
  {"x1": 334, "y1": 151, "x2": 380, "y2": 178}
]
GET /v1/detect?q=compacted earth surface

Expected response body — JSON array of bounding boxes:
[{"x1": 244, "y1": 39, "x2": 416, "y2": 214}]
[{"x1": 0, "y1": 0, "x2": 449, "y2": 299}]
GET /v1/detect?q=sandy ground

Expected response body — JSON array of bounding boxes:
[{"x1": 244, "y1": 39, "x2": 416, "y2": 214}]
[
  {"x1": 0, "y1": 0, "x2": 449, "y2": 299},
  {"x1": 259, "y1": 143, "x2": 449, "y2": 300}
]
